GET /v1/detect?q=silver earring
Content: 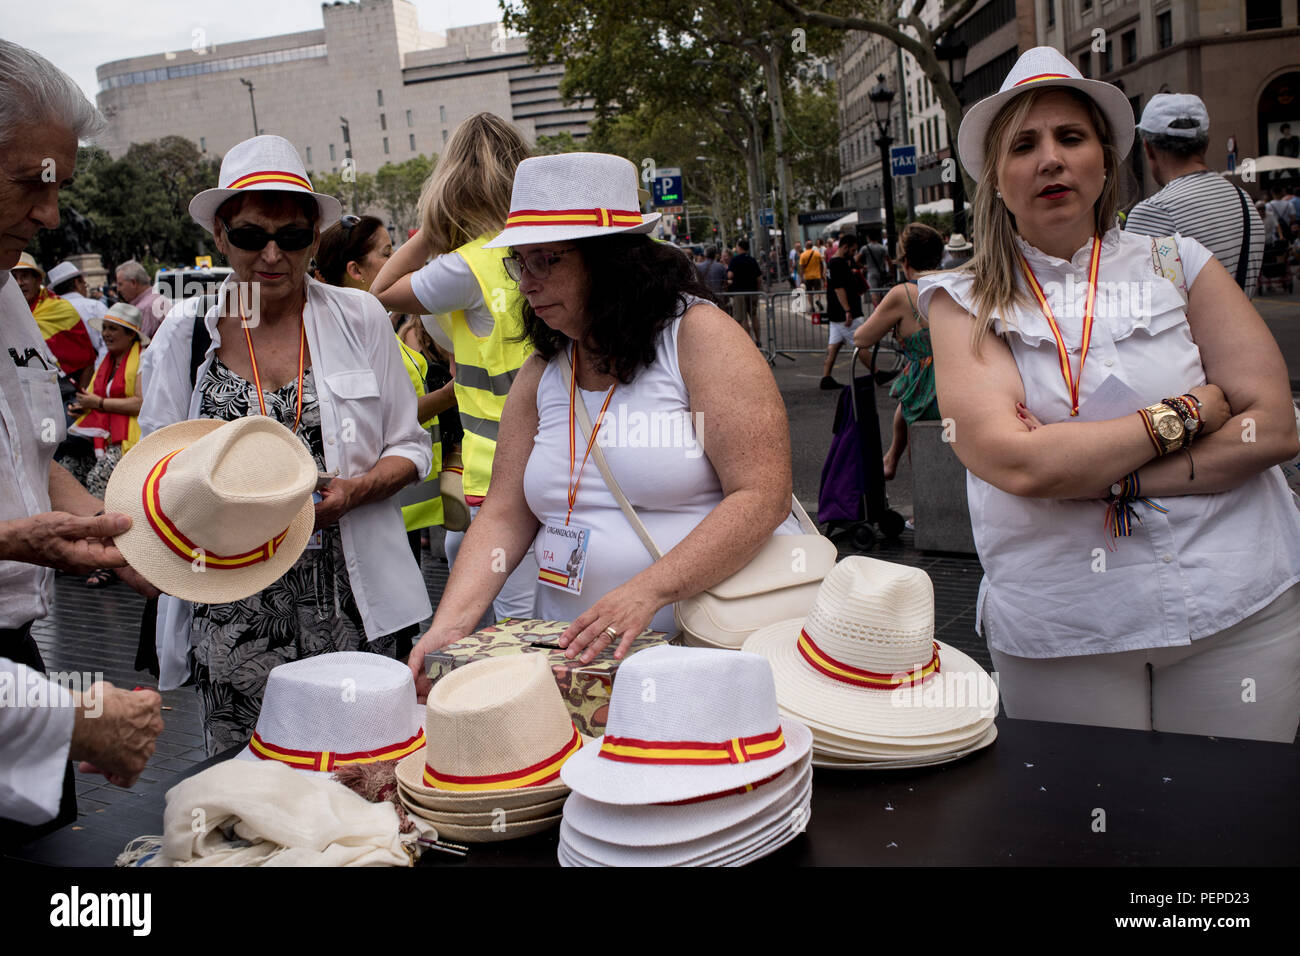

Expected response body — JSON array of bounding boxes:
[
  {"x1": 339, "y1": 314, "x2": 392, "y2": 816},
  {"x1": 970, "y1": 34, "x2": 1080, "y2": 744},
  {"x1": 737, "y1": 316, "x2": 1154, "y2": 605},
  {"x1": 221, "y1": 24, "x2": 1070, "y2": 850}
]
[{"x1": 996, "y1": 190, "x2": 1002, "y2": 199}]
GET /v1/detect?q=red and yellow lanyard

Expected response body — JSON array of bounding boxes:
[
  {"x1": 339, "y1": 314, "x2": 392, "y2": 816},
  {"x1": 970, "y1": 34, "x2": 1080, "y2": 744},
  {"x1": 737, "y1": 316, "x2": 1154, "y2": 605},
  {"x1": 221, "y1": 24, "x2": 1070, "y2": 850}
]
[
  {"x1": 241, "y1": 307, "x2": 306, "y2": 432},
  {"x1": 1017, "y1": 235, "x2": 1102, "y2": 417},
  {"x1": 567, "y1": 342, "x2": 615, "y2": 526}
]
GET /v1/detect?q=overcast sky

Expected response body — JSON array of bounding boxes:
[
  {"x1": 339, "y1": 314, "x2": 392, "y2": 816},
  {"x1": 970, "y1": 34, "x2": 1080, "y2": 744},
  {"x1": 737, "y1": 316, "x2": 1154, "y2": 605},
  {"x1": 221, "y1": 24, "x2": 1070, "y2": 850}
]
[{"x1": 7, "y1": 0, "x2": 508, "y2": 104}]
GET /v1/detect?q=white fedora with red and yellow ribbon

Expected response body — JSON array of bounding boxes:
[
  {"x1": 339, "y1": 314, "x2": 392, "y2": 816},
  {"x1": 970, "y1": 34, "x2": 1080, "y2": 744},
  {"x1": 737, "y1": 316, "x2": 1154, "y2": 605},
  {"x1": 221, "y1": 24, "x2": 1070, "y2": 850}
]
[
  {"x1": 743, "y1": 557, "x2": 999, "y2": 756},
  {"x1": 956, "y1": 45, "x2": 1134, "y2": 181},
  {"x1": 188, "y1": 134, "x2": 343, "y2": 233},
  {"x1": 395, "y1": 654, "x2": 590, "y2": 818},
  {"x1": 104, "y1": 415, "x2": 317, "y2": 604},
  {"x1": 559, "y1": 645, "x2": 812, "y2": 806},
  {"x1": 233, "y1": 652, "x2": 427, "y2": 777},
  {"x1": 482, "y1": 152, "x2": 661, "y2": 249}
]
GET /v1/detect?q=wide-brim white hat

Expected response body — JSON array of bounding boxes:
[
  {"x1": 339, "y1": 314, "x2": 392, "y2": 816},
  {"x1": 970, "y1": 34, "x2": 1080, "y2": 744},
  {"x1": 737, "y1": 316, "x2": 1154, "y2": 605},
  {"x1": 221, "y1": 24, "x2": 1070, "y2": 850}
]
[
  {"x1": 559, "y1": 646, "x2": 813, "y2": 806},
  {"x1": 47, "y1": 261, "x2": 82, "y2": 286},
  {"x1": 104, "y1": 416, "x2": 317, "y2": 604},
  {"x1": 811, "y1": 724, "x2": 998, "y2": 770},
  {"x1": 957, "y1": 45, "x2": 1135, "y2": 181},
  {"x1": 189, "y1": 134, "x2": 342, "y2": 233},
  {"x1": 483, "y1": 152, "x2": 661, "y2": 249},
  {"x1": 743, "y1": 557, "x2": 999, "y2": 743},
  {"x1": 234, "y1": 652, "x2": 426, "y2": 778}
]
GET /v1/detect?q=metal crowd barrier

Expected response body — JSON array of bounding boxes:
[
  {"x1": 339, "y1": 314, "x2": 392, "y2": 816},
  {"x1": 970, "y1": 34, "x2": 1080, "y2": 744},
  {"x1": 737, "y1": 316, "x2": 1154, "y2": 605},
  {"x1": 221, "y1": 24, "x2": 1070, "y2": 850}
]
[{"x1": 718, "y1": 287, "x2": 896, "y2": 366}]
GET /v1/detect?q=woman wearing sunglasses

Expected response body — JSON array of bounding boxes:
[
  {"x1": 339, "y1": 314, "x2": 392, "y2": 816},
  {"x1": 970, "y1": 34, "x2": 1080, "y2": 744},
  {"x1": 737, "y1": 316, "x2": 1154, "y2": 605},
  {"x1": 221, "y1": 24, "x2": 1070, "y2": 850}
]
[
  {"x1": 137, "y1": 135, "x2": 432, "y2": 753},
  {"x1": 407, "y1": 152, "x2": 801, "y2": 691},
  {"x1": 372, "y1": 112, "x2": 539, "y2": 626}
]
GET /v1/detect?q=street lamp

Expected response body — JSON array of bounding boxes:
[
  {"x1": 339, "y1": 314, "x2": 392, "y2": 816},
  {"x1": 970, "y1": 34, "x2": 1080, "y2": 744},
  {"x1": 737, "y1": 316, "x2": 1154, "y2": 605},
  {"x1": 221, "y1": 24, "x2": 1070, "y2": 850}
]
[
  {"x1": 339, "y1": 116, "x2": 357, "y2": 214},
  {"x1": 935, "y1": 34, "x2": 970, "y2": 236},
  {"x1": 868, "y1": 74, "x2": 898, "y2": 259},
  {"x1": 239, "y1": 78, "x2": 259, "y2": 137}
]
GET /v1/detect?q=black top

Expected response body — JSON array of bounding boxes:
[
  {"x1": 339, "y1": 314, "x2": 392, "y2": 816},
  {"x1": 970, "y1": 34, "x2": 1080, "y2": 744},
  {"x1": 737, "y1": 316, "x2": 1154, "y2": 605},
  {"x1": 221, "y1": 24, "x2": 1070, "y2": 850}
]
[
  {"x1": 826, "y1": 255, "x2": 863, "y2": 322},
  {"x1": 728, "y1": 253, "x2": 762, "y2": 292}
]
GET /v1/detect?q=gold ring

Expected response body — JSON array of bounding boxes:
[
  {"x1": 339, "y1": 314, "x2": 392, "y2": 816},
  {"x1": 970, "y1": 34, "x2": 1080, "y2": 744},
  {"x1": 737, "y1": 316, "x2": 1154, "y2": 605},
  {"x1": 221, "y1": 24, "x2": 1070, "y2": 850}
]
[{"x1": 603, "y1": 625, "x2": 620, "y2": 640}]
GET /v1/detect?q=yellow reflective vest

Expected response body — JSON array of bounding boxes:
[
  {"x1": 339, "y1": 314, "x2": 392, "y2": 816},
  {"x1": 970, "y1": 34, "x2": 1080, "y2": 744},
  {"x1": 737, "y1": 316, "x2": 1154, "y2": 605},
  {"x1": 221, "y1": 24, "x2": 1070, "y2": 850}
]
[
  {"x1": 395, "y1": 335, "x2": 443, "y2": 531},
  {"x1": 444, "y1": 235, "x2": 531, "y2": 499}
]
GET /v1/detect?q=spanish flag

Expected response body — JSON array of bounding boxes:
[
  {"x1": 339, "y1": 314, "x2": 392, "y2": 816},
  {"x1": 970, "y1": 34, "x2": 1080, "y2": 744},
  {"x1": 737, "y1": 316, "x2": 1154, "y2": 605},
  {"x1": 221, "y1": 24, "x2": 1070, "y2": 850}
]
[{"x1": 30, "y1": 288, "x2": 96, "y2": 375}]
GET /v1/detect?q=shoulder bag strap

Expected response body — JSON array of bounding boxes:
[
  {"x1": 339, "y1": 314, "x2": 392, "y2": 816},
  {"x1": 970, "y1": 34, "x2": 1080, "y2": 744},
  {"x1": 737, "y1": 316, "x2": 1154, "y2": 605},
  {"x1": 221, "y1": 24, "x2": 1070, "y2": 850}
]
[
  {"x1": 1151, "y1": 235, "x2": 1189, "y2": 308},
  {"x1": 560, "y1": 351, "x2": 817, "y2": 566},
  {"x1": 1234, "y1": 186, "x2": 1252, "y2": 290}
]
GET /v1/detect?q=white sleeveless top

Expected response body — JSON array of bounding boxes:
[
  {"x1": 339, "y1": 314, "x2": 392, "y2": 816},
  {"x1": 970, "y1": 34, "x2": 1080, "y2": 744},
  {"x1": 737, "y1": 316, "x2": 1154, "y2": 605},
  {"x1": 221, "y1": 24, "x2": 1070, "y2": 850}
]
[
  {"x1": 917, "y1": 228, "x2": 1300, "y2": 659},
  {"x1": 523, "y1": 296, "x2": 800, "y2": 633}
]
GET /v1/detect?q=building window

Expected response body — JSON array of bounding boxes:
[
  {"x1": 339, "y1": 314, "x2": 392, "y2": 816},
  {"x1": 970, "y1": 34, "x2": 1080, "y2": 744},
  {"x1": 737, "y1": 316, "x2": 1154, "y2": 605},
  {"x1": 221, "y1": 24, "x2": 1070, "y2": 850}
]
[
  {"x1": 1245, "y1": 0, "x2": 1282, "y2": 30},
  {"x1": 406, "y1": 109, "x2": 413, "y2": 127},
  {"x1": 383, "y1": 136, "x2": 390, "y2": 155},
  {"x1": 306, "y1": 146, "x2": 312, "y2": 165},
  {"x1": 442, "y1": 129, "x2": 448, "y2": 144},
  {"x1": 439, "y1": 105, "x2": 447, "y2": 123},
  {"x1": 329, "y1": 143, "x2": 336, "y2": 161},
  {"x1": 1081, "y1": 0, "x2": 1092, "y2": 10},
  {"x1": 1046, "y1": 0, "x2": 1055, "y2": 27},
  {"x1": 380, "y1": 113, "x2": 387, "y2": 131},
  {"x1": 200, "y1": 136, "x2": 206, "y2": 152},
  {"x1": 1157, "y1": 10, "x2": 1173, "y2": 48},
  {"x1": 1103, "y1": 42, "x2": 1114, "y2": 74},
  {"x1": 409, "y1": 133, "x2": 416, "y2": 151},
  {"x1": 377, "y1": 89, "x2": 384, "y2": 107},
  {"x1": 1078, "y1": 52, "x2": 1091, "y2": 78},
  {"x1": 1122, "y1": 30, "x2": 1136, "y2": 64}
]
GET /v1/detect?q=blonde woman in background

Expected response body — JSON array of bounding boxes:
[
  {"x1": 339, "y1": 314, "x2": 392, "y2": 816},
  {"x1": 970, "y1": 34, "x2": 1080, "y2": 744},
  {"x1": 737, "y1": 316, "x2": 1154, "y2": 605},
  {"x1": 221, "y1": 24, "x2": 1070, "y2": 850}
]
[
  {"x1": 919, "y1": 48, "x2": 1300, "y2": 742},
  {"x1": 372, "y1": 113, "x2": 537, "y2": 624}
]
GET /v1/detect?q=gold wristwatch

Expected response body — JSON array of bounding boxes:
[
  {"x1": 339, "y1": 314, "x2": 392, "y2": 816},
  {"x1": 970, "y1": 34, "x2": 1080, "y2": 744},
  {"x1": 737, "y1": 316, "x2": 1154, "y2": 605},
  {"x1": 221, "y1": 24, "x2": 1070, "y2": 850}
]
[{"x1": 1143, "y1": 402, "x2": 1187, "y2": 455}]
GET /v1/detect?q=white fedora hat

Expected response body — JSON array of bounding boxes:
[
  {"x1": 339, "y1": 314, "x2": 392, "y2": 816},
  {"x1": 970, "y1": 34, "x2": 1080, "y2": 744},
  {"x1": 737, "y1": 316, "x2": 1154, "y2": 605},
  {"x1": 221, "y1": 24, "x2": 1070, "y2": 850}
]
[
  {"x1": 945, "y1": 233, "x2": 973, "y2": 253},
  {"x1": 91, "y1": 302, "x2": 150, "y2": 347},
  {"x1": 743, "y1": 557, "x2": 999, "y2": 746},
  {"x1": 189, "y1": 134, "x2": 342, "y2": 233},
  {"x1": 46, "y1": 260, "x2": 82, "y2": 286},
  {"x1": 104, "y1": 416, "x2": 317, "y2": 604},
  {"x1": 957, "y1": 45, "x2": 1135, "y2": 181},
  {"x1": 559, "y1": 645, "x2": 812, "y2": 806},
  {"x1": 234, "y1": 652, "x2": 426, "y2": 776},
  {"x1": 482, "y1": 152, "x2": 661, "y2": 249},
  {"x1": 395, "y1": 654, "x2": 586, "y2": 814}
]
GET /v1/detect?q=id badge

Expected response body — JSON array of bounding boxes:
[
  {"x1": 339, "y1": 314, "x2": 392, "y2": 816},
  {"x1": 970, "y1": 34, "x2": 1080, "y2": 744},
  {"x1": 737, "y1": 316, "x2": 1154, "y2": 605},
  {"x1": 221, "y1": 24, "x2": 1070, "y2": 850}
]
[
  {"x1": 306, "y1": 492, "x2": 324, "y2": 550},
  {"x1": 536, "y1": 521, "x2": 591, "y2": 595}
]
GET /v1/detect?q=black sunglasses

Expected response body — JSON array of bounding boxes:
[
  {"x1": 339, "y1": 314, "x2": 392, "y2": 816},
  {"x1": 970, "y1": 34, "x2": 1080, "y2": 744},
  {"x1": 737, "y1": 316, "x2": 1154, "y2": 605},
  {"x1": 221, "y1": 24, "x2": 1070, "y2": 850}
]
[{"x1": 220, "y1": 218, "x2": 315, "y2": 252}]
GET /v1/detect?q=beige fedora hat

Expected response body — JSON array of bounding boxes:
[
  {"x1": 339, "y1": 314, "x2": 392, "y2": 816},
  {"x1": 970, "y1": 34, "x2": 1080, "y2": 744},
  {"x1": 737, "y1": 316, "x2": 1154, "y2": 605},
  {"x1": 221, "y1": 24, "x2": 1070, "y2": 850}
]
[
  {"x1": 13, "y1": 252, "x2": 43, "y2": 279},
  {"x1": 92, "y1": 302, "x2": 150, "y2": 347},
  {"x1": 395, "y1": 654, "x2": 586, "y2": 814},
  {"x1": 743, "y1": 557, "x2": 999, "y2": 744},
  {"x1": 104, "y1": 416, "x2": 317, "y2": 604}
]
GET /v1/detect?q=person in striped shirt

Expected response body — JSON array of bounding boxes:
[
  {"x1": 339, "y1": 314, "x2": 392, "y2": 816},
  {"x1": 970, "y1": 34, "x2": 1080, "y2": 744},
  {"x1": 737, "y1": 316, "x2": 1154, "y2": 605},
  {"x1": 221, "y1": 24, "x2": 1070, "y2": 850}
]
[{"x1": 1125, "y1": 94, "x2": 1264, "y2": 298}]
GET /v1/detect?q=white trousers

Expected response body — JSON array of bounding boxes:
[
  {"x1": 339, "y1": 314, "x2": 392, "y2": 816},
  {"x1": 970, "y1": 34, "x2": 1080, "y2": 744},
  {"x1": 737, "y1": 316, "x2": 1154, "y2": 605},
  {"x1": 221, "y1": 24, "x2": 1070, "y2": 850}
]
[
  {"x1": 989, "y1": 583, "x2": 1300, "y2": 743},
  {"x1": 444, "y1": 505, "x2": 539, "y2": 624}
]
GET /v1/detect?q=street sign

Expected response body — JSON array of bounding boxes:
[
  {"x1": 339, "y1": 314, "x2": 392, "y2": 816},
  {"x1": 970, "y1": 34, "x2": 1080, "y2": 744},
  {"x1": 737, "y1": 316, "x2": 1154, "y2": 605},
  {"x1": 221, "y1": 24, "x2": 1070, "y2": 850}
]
[
  {"x1": 759, "y1": 207, "x2": 775, "y2": 227},
  {"x1": 890, "y1": 145, "x2": 917, "y2": 177},
  {"x1": 652, "y1": 167, "x2": 683, "y2": 207}
]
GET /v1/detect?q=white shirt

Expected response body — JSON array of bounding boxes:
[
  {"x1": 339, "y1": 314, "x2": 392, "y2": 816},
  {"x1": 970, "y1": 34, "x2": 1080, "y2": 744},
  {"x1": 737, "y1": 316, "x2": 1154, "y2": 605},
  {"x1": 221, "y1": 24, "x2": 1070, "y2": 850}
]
[
  {"x1": 1, "y1": 270, "x2": 75, "y2": 825},
  {"x1": 917, "y1": 227, "x2": 1300, "y2": 658},
  {"x1": 0, "y1": 272, "x2": 63, "y2": 629},
  {"x1": 139, "y1": 277, "x2": 432, "y2": 689},
  {"x1": 60, "y1": 290, "x2": 108, "y2": 359},
  {"x1": 410, "y1": 251, "x2": 495, "y2": 338}
]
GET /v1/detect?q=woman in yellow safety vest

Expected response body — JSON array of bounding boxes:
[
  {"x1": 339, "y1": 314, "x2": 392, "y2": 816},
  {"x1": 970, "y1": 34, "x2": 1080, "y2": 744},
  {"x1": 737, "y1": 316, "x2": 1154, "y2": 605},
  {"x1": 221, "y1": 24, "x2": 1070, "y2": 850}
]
[{"x1": 372, "y1": 112, "x2": 538, "y2": 624}]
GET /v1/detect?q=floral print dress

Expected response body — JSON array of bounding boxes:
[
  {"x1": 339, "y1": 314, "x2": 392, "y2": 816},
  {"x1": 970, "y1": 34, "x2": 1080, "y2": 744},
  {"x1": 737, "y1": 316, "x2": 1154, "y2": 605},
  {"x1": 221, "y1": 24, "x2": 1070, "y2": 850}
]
[{"x1": 190, "y1": 355, "x2": 395, "y2": 755}]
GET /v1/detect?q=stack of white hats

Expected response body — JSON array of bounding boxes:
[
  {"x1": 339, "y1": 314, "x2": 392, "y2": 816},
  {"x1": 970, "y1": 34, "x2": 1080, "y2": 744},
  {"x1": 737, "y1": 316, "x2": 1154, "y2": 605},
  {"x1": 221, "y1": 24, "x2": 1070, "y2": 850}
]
[
  {"x1": 557, "y1": 645, "x2": 813, "y2": 866},
  {"x1": 745, "y1": 557, "x2": 999, "y2": 768},
  {"x1": 395, "y1": 654, "x2": 586, "y2": 842}
]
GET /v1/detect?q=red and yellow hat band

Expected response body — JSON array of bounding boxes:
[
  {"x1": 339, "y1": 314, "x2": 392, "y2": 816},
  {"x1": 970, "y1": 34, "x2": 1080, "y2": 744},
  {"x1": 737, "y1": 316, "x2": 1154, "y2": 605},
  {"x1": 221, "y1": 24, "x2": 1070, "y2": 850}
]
[
  {"x1": 422, "y1": 724, "x2": 582, "y2": 791},
  {"x1": 1013, "y1": 72, "x2": 1071, "y2": 87},
  {"x1": 798, "y1": 630, "x2": 940, "y2": 690},
  {"x1": 228, "y1": 170, "x2": 313, "y2": 191},
  {"x1": 505, "y1": 207, "x2": 643, "y2": 229},
  {"x1": 599, "y1": 727, "x2": 786, "y2": 766},
  {"x1": 142, "y1": 449, "x2": 290, "y2": 569},
  {"x1": 250, "y1": 728, "x2": 426, "y2": 773}
]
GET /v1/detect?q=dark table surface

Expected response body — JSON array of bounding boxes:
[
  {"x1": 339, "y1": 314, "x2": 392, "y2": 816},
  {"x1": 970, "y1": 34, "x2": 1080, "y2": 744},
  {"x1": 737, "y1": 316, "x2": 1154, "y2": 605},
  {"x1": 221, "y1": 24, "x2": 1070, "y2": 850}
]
[{"x1": 8, "y1": 716, "x2": 1297, "y2": 867}]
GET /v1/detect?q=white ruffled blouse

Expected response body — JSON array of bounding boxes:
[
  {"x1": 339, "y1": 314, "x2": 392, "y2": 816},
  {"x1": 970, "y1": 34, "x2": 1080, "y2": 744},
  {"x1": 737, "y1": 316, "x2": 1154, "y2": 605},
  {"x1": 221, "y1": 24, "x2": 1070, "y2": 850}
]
[{"x1": 916, "y1": 227, "x2": 1300, "y2": 658}]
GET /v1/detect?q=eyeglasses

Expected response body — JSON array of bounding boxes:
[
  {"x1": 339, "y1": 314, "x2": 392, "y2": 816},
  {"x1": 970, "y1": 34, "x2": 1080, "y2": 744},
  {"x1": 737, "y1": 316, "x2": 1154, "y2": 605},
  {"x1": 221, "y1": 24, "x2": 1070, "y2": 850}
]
[
  {"x1": 220, "y1": 218, "x2": 315, "y2": 252},
  {"x1": 503, "y1": 248, "x2": 577, "y2": 282}
]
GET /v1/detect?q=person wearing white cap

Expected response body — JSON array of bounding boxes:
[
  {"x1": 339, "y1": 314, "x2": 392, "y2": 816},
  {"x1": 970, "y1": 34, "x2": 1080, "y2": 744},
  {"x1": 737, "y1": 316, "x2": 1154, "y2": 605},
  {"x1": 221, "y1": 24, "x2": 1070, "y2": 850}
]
[
  {"x1": 138, "y1": 133, "x2": 432, "y2": 752},
  {"x1": 47, "y1": 260, "x2": 108, "y2": 360},
  {"x1": 406, "y1": 151, "x2": 802, "y2": 691},
  {"x1": 919, "y1": 46, "x2": 1300, "y2": 742},
  {"x1": 1124, "y1": 93, "x2": 1264, "y2": 299}
]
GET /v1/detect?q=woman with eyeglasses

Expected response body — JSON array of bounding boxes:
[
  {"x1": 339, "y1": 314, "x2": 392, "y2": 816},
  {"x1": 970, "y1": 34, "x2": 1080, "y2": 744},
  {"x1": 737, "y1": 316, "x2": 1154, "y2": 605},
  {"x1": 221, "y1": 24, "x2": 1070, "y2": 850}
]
[
  {"x1": 406, "y1": 152, "x2": 800, "y2": 692},
  {"x1": 137, "y1": 135, "x2": 432, "y2": 753},
  {"x1": 372, "y1": 112, "x2": 539, "y2": 625}
]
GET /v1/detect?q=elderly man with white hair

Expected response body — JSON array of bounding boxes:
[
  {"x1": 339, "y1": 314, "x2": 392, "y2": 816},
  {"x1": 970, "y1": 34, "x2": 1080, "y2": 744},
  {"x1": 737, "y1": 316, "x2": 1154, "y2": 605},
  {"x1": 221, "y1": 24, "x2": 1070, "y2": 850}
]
[
  {"x1": 0, "y1": 39, "x2": 164, "y2": 850},
  {"x1": 114, "y1": 258, "x2": 170, "y2": 340}
]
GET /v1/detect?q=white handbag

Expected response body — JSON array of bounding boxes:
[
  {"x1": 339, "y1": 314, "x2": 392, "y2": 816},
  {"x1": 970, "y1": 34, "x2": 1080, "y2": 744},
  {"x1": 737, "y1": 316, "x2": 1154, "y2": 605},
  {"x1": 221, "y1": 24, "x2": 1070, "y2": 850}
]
[{"x1": 565, "y1": 353, "x2": 836, "y2": 648}]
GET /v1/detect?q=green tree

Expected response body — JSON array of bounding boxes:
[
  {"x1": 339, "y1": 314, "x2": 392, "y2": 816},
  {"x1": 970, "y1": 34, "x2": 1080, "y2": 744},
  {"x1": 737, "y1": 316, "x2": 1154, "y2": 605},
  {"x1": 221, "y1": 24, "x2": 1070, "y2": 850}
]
[
  {"x1": 373, "y1": 154, "x2": 435, "y2": 235},
  {"x1": 312, "y1": 168, "x2": 378, "y2": 216},
  {"x1": 785, "y1": 79, "x2": 841, "y2": 210},
  {"x1": 534, "y1": 131, "x2": 584, "y2": 154}
]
